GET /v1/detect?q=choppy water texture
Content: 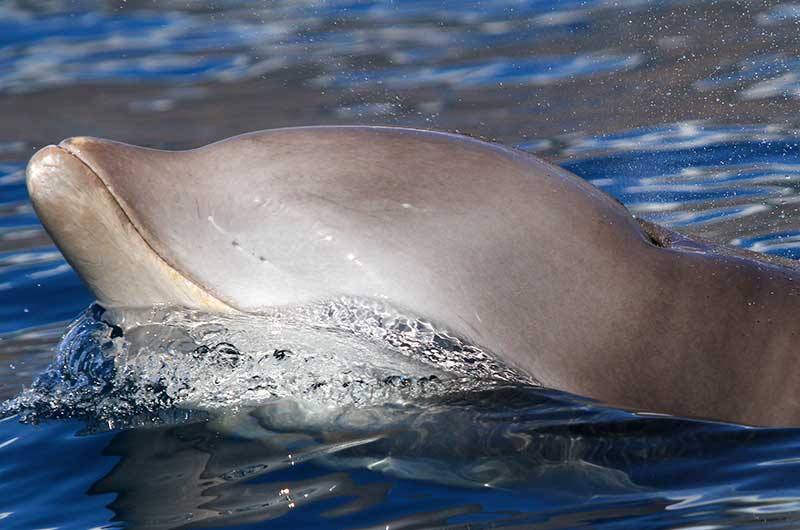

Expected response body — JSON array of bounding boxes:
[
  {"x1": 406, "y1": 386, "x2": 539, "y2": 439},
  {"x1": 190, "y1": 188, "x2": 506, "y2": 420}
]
[{"x1": 3, "y1": 1, "x2": 800, "y2": 529}]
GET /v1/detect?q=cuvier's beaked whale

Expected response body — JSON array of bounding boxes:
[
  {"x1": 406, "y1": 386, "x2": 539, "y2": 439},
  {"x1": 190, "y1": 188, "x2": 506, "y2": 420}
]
[{"x1": 25, "y1": 126, "x2": 800, "y2": 426}]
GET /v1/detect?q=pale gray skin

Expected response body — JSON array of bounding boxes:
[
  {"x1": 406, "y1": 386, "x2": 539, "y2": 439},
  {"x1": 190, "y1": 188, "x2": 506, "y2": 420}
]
[{"x1": 25, "y1": 126, "x2": 800, "y2": 426}]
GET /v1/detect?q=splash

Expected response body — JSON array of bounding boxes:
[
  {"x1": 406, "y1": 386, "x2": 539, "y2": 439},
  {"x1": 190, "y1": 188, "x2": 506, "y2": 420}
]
[{"x1": 1, "y1": 298, "x2": 530, "y2": 427}]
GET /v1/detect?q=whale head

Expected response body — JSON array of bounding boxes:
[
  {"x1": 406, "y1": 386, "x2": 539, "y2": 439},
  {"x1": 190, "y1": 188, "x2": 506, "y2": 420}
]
[
  {"x1": 26, "y1": 126, "x2": 652, "y2": 349},
  {"x1": 26, "y1": 138, "x2": 234, "y2": 311},
  {"x1": 36, "y1": 126, "x2": 769, "y2": 423}
]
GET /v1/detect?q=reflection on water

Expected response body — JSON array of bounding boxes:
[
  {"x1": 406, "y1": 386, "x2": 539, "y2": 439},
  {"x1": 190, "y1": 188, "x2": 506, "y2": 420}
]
[
  {"x1": 10, "y1": 387, "x2": 800, "y2": 529},
  {"x1": 2, "y1": 0, "x2": 800, "y2": 528}
]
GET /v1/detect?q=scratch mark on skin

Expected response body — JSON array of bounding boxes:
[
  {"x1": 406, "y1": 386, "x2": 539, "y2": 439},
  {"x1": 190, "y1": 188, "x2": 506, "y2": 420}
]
[
  {"x1": 208, "y1": 214, "x2": 229, "y2": 235},
  {"x1": 209, "y1": 215, "x2": 272, "y2": 267},
  {"x1": 253, "y1": 197, "x2": 270, "y2": 209},
  {"x1": 346, "y1": 252, "x2": 364, "y2": 267},
  {"x1": 231, "y1": 238, "x2": 279, "y2": 269},
  {"x1": 315, "y1": 228, "x2": 335, "y2": 242},
  {"x1": 400, "y1": 202, "x2": 428, "y2": 212}
]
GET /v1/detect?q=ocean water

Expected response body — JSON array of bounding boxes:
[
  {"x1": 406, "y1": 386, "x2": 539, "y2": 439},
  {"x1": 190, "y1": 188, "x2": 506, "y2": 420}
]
[{"x1": 2, "y1": 1, "x2": 800, "y2": 528}]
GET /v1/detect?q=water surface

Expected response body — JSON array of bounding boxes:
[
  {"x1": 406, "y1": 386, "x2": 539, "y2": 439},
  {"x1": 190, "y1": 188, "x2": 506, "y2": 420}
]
[{"x1": 3, "y1": 1, "x2": 800, "y2": 529}]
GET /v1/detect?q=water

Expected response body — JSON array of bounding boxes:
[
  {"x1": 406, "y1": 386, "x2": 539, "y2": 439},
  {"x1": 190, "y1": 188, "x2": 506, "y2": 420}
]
[{"x1": 2, "y1": 0, "x2": 800, "y2": 528}]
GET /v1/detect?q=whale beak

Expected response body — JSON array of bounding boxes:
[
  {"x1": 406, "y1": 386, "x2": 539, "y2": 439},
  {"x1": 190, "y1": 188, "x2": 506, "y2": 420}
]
[{"x1": 25, "y1": 140, "x2": 232, "y2": 311}]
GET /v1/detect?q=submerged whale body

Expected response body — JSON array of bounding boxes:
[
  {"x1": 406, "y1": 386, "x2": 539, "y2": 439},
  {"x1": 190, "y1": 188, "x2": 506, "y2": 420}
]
[{"x1": 24, "y1": 125, "x2": 800, "y2": 426}]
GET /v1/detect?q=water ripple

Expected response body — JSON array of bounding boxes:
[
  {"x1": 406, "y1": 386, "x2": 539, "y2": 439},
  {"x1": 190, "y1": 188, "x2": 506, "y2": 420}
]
[
  {"x1": 2, "y1": 1, "x2": 800, "y2": 528},
  {"x1": 560, "y1": 121, "x2": 800, "y2": 253},
  {"x1": 0, "y1": 0, "x2": 659, "y2": 94},
  {"x1": 325, "y1": 52, "x2": 642, "y2": 89},
  {"x1": 0, "y1": 10, "x2": 288, "y2": 93}
]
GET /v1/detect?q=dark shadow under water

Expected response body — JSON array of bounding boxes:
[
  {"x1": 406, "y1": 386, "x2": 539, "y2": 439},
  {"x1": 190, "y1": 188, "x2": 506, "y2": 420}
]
[{"x1": 11, "y1": 386, "x2": 800, "y2": 530}]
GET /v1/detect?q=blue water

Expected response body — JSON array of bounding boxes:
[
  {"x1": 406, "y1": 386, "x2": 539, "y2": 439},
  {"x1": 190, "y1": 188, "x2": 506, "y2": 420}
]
[{"x1": 3, "y1": 1, "x2": 800, "y2": 528}]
